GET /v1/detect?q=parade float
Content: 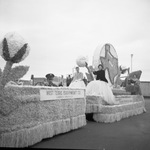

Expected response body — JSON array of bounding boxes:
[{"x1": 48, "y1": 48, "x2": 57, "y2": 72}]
[
  {"x1": 0, "y1": 32, "x2": 86, "y2": 147},
  {"x1": 86, "y1": 43, "x2": 146, "y2": 123}
]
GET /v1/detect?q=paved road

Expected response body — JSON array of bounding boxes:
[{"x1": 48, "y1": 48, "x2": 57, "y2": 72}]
[{"x1": 31, "y1": 98, "x2": 150, "y2": 150}]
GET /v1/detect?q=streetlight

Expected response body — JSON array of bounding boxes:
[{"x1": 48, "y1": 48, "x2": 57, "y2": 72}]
[{"x1": 131, "y1": 54, "x2": 133, "y2": 72}]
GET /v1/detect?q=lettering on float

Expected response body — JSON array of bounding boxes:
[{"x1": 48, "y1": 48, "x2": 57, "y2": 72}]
[{"x1": 40, "y1": 88, "x2": 85, "y2": 101}]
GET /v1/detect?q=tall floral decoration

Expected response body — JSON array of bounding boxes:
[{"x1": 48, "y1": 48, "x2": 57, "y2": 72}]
[
  {"x1": 0, "y1": 32, "x2": 30, "y2": 115},
  {"x1": 0, "y1": 32, "x2": 30, "y2": 88}
]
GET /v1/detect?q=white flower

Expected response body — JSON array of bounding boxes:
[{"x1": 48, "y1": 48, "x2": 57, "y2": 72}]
[
  {"x1": 76, "y1": 55, "x2": 88, "y2": 67},
  {"x1": 0, "y1": 32, "x2": 30, "y2": 63},
  {"x1": 120, "y1": 65, "x2": 127, "y2": 70}
]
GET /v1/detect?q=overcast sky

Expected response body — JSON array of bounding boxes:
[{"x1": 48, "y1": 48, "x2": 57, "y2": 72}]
[{"x1": 0, "y1": 0, "x2": 150, "y2": 81}]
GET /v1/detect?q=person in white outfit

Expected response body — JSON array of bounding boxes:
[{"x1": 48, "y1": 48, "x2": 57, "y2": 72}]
[
  {"x1": 85, "y1": 62, "x2": 118, "y2": 105},
  {"x1": 69, "y1": 67, "x2": 86, "y2": 88}
]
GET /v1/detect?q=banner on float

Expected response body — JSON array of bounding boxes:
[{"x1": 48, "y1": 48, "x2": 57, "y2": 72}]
[{"x1": 40, "y1": 88, "x2": 85, "y2": 101}]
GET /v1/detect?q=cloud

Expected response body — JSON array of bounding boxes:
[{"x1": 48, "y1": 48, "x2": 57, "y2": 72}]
[{"x1": 0, "y1": 0, "x2": 150, "y2": 81}]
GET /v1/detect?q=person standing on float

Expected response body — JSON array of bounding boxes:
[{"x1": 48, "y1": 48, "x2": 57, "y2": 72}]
[
  {"x1": 69, "y1": 67, "x2": 86, "y2": 88},
  {"x1": 85, "y1": 62, "x2": 118, "y2": 105}
]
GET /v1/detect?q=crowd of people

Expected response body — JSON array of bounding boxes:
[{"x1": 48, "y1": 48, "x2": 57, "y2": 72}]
[
  {"x1": 45, "y1": 73, "x2": 73, "y2": 87},
  {"x1": 45, "y1": 68, "x2": 88, "y2": 88}
]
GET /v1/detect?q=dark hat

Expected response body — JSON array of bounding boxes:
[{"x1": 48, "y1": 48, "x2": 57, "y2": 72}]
[
  {"x1": 98, "y1": 64, "x2": 103, "y2": 68},
  {"x1": 45, "y1": 73, "x2": 55, "y2": 79}
]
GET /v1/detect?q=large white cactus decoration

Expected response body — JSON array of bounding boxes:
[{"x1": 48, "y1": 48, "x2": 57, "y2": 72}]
[
  {"x1": 0, "y1": 32, "x2": 30, "y2": 115},
  {"x1": 0, "y1": 32, "x2": 30, "y2": 88}
]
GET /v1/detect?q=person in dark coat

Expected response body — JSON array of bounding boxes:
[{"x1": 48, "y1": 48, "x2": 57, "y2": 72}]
[
  {"x1": 66, "y1": 74, "x2": 72, "y2": 86},
  {"x1": 92, "y1": 64, "x2": 108, "y2": 83},
  {"x1": 45, "y1": 73, "x2": 57, "y2": 87}
]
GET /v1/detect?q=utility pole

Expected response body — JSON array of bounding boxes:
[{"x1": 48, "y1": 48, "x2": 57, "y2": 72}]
[{"x1": 131, "y1": 54, "x2": 133, "y2": 73}]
